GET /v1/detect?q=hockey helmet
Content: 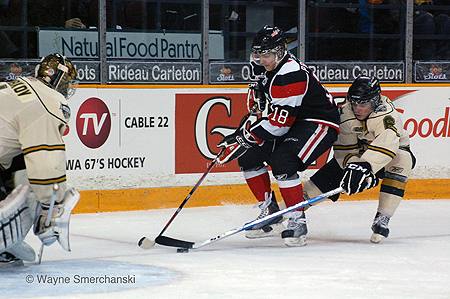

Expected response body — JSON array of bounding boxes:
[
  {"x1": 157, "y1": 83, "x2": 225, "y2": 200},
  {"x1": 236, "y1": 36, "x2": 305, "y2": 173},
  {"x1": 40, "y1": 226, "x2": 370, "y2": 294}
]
[
  {"x1": 347, "y1": 76, "x2": 383, "y2": 111},
  {"x1": 35, "y1": 53, "x2": 78, "y2": 99},
  {"x1": 251, "y1": 26, "x2": 287, "y2": 65}
]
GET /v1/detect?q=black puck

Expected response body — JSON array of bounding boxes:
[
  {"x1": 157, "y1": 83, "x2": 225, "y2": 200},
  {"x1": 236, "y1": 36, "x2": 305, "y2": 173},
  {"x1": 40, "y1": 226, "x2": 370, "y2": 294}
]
[{"x1": 177, "y1": 248, "x2": 189, "y2": 253}]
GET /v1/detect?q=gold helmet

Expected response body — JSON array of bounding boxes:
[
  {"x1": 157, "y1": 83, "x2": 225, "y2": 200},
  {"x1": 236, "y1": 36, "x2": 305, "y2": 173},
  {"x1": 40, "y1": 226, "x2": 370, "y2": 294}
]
[{"x1": 35, "y1": 53, "x2": 79, "y2": 99}]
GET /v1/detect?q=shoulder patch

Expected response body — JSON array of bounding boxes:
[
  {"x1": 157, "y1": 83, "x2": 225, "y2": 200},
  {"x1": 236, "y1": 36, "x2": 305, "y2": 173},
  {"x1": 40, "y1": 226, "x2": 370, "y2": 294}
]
[
  {"x1": 60, "y1": 103, "x2": 71, "y2": 119},
  {"x1": 383, "y1": 115, "x2": 396, "y2": 130}
]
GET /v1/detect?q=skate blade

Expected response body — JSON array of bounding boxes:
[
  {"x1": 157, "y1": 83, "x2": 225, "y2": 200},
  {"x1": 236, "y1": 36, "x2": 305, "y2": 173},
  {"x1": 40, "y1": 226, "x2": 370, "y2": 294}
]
[
  {"x1": 245, "y1": 223, "x2": 285, "y2": 239},
  {"x1": 284, "y1": 235, "x2": 307, "y2": 247},
  {"x1": 370, "y1": 233, "x2": 385, "y2": 243}
]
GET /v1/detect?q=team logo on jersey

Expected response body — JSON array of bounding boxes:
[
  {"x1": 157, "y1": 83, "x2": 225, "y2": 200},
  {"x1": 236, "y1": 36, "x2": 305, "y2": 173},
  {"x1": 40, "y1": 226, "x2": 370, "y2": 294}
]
[
  {"x1": 76, "y1": 97, "x2": 111, "y2": 149},
  {"x1": 383, "y1": 116, "x2": 396, "y2": 131},
  {"x1": 351, "y1": 126, "x2": 364, "y2": 133}
]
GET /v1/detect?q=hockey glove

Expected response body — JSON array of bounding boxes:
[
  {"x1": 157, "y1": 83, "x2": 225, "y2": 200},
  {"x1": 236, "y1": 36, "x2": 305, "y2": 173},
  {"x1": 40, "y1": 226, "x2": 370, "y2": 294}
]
[
  {"x1": 216, "y1": 127, "x2": 257, "y2": 164},
  {"x1": 340, "y1": 162, "x2": 379, "y2": 195},
  {"x1": 247, "y1": 81, "x2": 266, "y2": 113}
]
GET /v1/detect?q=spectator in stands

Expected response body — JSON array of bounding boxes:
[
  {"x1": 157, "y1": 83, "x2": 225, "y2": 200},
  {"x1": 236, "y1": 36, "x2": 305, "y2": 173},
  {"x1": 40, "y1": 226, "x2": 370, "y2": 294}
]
[
  {"x1": 27, "y1": 0, "x2": 90, "y2": 29},
  {"x1": 0, "y1": 1, "x2": 19, "y2": 57},
  {"x1": 307, "y1": 0, "x2": 360, "y2": 60},
  {"x1": 87, "y1": 0, "x2": 126, "y2": 29},
  {"x1": 412, "y1": 0, "x2": 450, "y2": 60},
  {"x1": 0, "y1": 0, "x2": 91, "y2": 58}
]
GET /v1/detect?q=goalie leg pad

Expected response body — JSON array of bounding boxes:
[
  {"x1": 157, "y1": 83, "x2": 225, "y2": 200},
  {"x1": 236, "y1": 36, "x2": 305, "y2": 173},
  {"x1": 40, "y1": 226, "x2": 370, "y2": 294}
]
[
  {"x1": 34, "y1": 188, "x2": 80, "y2": 251},
  {"x1": 7, "y1": 241, "x2": 35, "y2": 262},
  {"x1": 0, "y1": 185, "x2": 33, "y2": 253}
]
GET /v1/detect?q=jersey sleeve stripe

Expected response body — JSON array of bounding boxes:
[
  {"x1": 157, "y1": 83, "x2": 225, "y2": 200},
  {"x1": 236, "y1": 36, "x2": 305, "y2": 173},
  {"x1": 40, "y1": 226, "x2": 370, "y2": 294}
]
[
  {"x1": 28, "y1": 175, "x2": 66, "y2": 185},
  {"x1": 260, "y1": 120, "x2": 290, "y2": 137},
  {"x1": 367, "y1": 144, "x2": 396, "y2": 159},
  {"x1": 270, "y1": 81, "x2": 307, "y2": 99},
  {"x1": 333, "y1": 143, "x2": 359, "y2": 151},
  {"x1": 22, "y1": 144, "x2": 66, "y2": 155}
]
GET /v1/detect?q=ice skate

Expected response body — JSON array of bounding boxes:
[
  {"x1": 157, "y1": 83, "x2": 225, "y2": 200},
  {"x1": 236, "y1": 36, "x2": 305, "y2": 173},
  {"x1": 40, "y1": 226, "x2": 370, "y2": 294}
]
[
  {"x1": 370, "y1": 212, "x2": 390, "y2": 243},
  {"x1": 245, "y1": 191, "x2": 284, "y2": 239},
  {"x1": 282, "y1": 211, "x2": 307, "y2": 247}
]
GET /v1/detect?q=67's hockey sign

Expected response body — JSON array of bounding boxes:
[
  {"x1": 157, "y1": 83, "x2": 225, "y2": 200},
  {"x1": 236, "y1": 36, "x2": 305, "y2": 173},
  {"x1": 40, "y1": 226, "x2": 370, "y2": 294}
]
[{"x1": 174, "y1": 93, "x2": 330, "y2": 174}]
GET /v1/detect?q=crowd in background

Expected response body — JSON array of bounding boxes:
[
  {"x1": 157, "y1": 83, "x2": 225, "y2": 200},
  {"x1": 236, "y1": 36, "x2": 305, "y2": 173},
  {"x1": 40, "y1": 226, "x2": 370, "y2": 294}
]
[{"x1": 0, "y1": 0, "x2": 449, "y2": 61}]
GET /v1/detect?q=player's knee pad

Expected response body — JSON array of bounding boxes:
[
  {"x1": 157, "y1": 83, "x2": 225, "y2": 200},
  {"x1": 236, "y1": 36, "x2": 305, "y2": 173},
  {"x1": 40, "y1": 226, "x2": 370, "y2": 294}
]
[
  {"x1": 33, "y1": 187, "x2": 80, "y2": 251},
  {"x1": 0, "y1": 185, "x2": 33, "y2": 252}
]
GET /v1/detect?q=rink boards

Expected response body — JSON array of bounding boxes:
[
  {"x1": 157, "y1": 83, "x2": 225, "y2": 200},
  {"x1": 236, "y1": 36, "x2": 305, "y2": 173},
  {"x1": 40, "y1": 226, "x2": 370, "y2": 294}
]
[{"x1": 63, "y1": 84, "x2": 450, "y2": 213}]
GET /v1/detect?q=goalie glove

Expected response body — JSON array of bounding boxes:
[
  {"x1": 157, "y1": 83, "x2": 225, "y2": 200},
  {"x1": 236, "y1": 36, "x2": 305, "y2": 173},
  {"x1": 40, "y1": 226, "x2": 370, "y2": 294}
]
[
  {"x1": 216, "y1": 127, "x2": 258, "y2": 164},
  {"x1": 340, "y1": 162, "x2": 379, "y2": 195},
  {"x1": 247, "y1": 81, "x2": 266, "y2": 113}
]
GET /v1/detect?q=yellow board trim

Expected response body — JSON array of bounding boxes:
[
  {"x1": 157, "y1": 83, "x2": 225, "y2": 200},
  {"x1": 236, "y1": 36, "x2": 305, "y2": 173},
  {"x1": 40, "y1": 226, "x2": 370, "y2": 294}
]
[{"x1": 73, "y1": 179, "x2": 450, "y2": 214}]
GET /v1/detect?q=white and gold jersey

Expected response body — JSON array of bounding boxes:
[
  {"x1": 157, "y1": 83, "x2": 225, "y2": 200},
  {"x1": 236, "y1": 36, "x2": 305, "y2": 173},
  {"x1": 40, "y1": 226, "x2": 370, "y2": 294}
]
[
  {"x1": 0, "y1": 76, "x2": 70, "y2": 204},
  {"x1": 333, "y1": 95, "x2": 411, "y2": 175}
]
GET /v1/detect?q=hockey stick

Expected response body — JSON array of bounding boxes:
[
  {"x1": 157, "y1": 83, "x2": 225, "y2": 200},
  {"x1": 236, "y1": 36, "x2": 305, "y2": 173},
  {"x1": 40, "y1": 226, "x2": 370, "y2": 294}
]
[
  {"x1": 38, "y1": 183, "x2": 59, "y2": 264},
  {"x1": 138, "y1": 107, "x2": 257, "y2": 249},
  {"x1": 156, "y1": 187, "x2": 344, "y2": 250}
]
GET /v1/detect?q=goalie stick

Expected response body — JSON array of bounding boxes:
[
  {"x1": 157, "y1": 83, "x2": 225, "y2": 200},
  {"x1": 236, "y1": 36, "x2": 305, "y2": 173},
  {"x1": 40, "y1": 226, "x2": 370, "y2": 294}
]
[
  {"x1": 38, "y1": 183, "x2": 59, "y2": 264},
  {"x1": 139, "y1": 106, "x2": 257, "y2": 249},
  {"x1": 156, "y1": 187, "x2": 344, "y2": 250}
]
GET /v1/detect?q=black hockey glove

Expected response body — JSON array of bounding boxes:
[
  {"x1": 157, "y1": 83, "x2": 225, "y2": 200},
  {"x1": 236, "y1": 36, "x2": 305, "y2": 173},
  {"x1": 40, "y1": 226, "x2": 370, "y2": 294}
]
[
  {"x1": 247, "y1": 81, "x2": 266, "y2": 113},
  {"x1": 340, "y1": 162, "x2": 379, "y2": 195},
  {"x1": 216, "y1": 127, "x2": 257, "y2": 164}
]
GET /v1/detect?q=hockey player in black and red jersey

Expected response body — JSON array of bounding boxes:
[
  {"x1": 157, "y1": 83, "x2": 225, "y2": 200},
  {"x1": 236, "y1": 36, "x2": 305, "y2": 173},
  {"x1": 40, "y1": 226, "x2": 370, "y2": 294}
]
[
  {"x1": 0, "y1": 53, "x2": 80, "y2": 266},
  {"x1": 216, "y1": 25, "x2": 340, "y2": 246},
  {"x1": 302, "y1": 76, "x2": 416, "y2": 243}
]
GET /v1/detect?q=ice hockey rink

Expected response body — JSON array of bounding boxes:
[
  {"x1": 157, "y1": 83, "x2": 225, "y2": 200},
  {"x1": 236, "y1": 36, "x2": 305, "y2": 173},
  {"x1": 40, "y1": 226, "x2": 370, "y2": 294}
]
[{"x1": 1, "y1": 198, "x2": 449, "y2": 299}]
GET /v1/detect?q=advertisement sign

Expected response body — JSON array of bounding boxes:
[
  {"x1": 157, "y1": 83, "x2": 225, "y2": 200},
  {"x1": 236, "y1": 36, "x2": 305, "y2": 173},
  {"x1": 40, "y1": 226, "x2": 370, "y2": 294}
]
[
  {"x1": 108, "y1": 62, "x2": 201, "y2": 84},
  {"x1": 62, "y1": 84, "x2": 450, "y2": 191},
  {"x1": 415, "y1": 62, "x2": 450, "y2": 82},
  {"x1": 209, "y1": 62, "x2": 255, "y2": 84},
  {"x1": 387, "y1": 87, "x2": 450, "y2": 167},
  {"x1": 307, "y1": 62, "x2": 404, "y2": 83},
  {"x1": 38, "y1": 29, "x2": 224, "y2": 60},
  {"x1": 173, "y1": 88, "x2": 422, "y2": 175},
  {"x1": 208, "y1": 61, "x2": 405, "y2": 84},
  {"x1": 64, "y1": 88, "x2": 175, "y2": 183},
  {"x1": 0, "y1": 60, "x2": 100, "y2": 83},
  {"x1": 0, "y1": 60, "x2": 200, "y2": 84}
]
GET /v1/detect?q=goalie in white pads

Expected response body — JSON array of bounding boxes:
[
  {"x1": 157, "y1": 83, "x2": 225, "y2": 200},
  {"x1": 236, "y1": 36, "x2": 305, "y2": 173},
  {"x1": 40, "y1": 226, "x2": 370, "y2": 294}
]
[
  {"x1": 302, "y1": 76, "x2": 415, "y2": 243},
  {"x1": 0, "y1": 53, "x2": 80, "y2": 266}
]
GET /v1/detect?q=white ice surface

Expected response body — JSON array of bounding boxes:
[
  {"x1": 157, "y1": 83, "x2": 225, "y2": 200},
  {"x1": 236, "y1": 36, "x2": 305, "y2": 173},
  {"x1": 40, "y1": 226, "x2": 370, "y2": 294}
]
[{"x1": 2, "y1": 199, "x2": 449, "y2": 299}]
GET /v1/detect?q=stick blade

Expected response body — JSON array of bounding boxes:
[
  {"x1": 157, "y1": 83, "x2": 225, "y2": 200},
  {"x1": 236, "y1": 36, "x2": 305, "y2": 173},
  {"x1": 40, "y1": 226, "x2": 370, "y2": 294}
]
[
  {"x1": 155, "y1": 235, "x2": 194, "y2": 249},
  {"x1": 138, "y1": 237, "x2": 155, "y2": 249}
]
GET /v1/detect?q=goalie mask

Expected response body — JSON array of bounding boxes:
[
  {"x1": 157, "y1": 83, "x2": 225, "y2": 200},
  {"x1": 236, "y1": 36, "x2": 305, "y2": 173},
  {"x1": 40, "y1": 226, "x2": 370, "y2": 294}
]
[
  {"x1": 251, "y1": 25, "x2": 287, "y2": 68},
  {"x1": 35, "y1": 53, "x2": 79, "y2": 99},
  {"x1": 347, "y1": 76, "x2": 384, "y2": 112}
]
